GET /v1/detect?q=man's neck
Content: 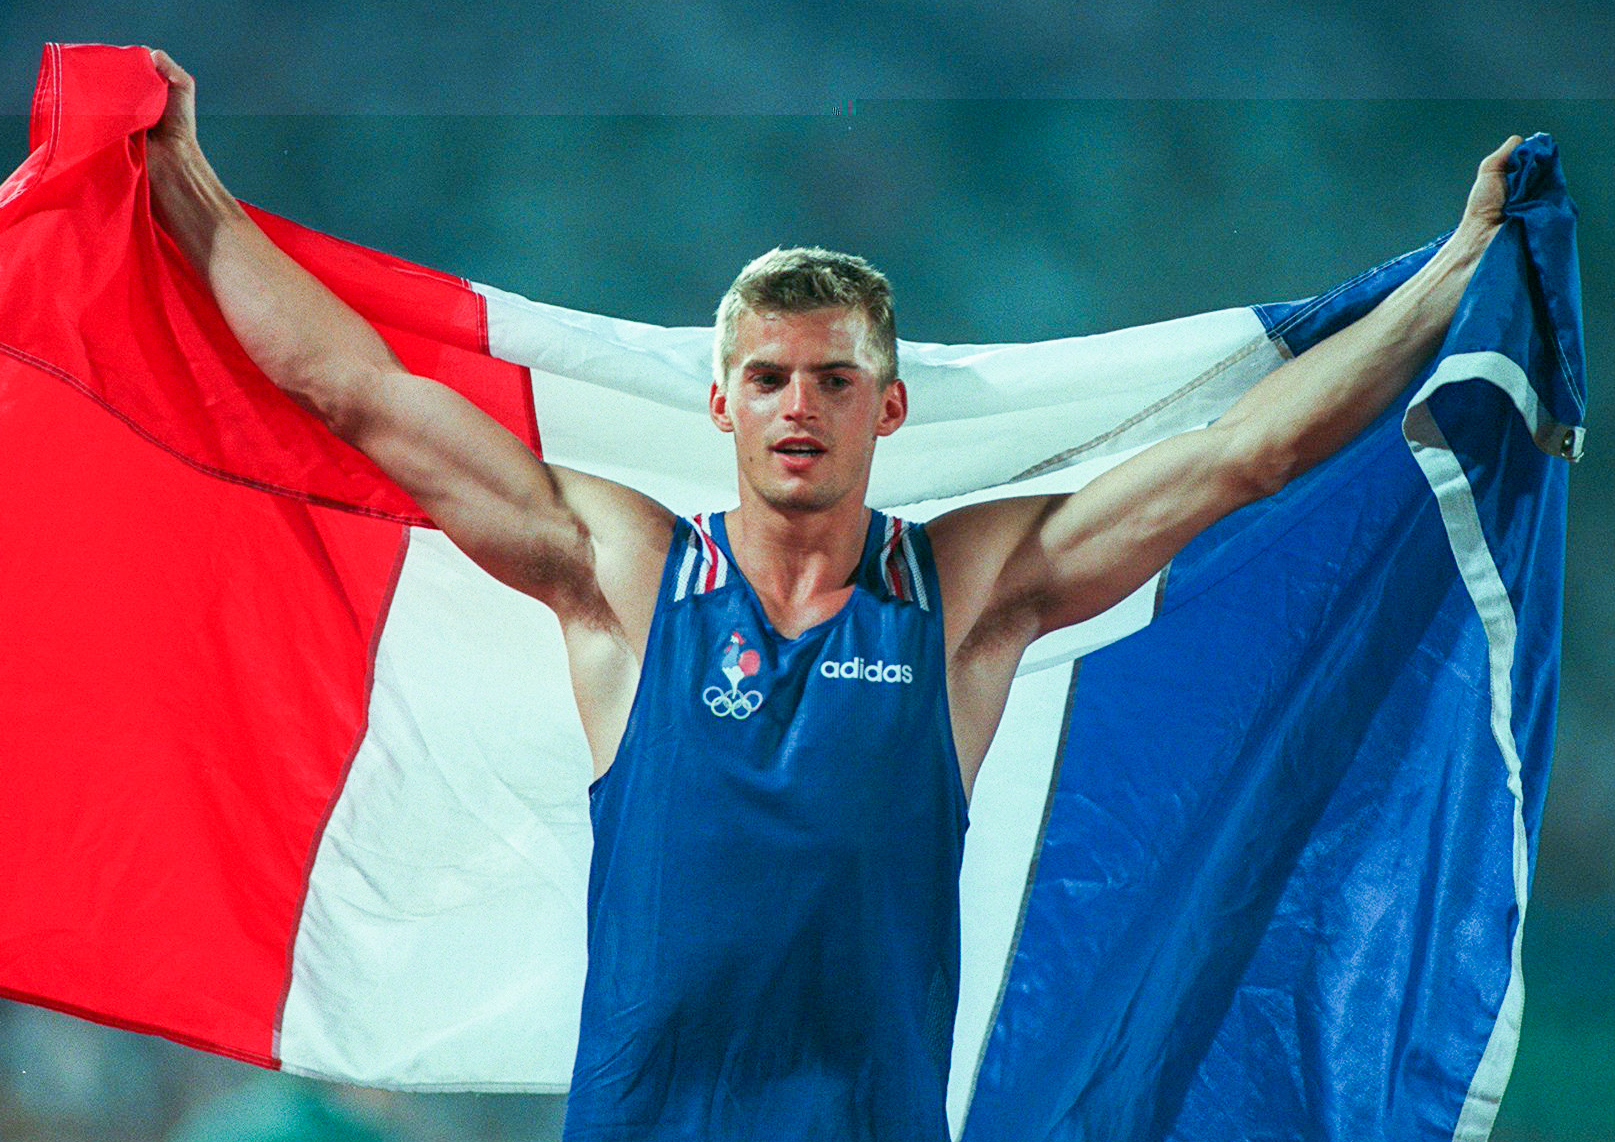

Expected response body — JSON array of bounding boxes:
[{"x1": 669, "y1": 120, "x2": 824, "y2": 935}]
[{"x1": 725, "y1": 497, "x2": 871, "y2": 627}]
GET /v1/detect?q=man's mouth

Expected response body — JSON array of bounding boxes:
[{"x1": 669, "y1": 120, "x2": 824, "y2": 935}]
[{"x1": 772, "y1": 438, "x2": 826, "y2": 456}]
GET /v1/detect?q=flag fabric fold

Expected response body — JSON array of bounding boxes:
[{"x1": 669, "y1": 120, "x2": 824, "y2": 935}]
[{"x1": 0, "y1": 43, "x2": 1583, "y2": 1141}]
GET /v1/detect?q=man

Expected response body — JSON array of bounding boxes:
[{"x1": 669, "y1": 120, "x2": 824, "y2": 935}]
[{"x1": 145, "y1": 47, "x2": 1518, "y2": 1142}]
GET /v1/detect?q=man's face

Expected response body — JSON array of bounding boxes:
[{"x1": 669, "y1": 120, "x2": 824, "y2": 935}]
[{"x1": 711, "y1": 305, "x2": 907, "y2": 514}]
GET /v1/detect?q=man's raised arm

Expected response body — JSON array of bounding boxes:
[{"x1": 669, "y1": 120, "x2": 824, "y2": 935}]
[
  {"x1": 143, "y1": 50, "x2": 672, "y2": 643},
  {"x1": 935, "y1": 135, "x2": 1520, "y2": 779}
]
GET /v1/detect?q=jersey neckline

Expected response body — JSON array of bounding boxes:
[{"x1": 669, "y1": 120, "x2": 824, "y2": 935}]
[{"x1": 708, "y1": 508, "x2": 886, "y2": 645}]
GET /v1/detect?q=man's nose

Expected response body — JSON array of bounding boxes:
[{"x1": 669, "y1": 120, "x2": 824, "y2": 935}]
[{"x1": 783, "y1": 374, "x2": 818, "y2": 419}]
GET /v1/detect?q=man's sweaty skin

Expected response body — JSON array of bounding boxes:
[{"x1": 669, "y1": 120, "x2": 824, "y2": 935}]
[{"x1": 144, "y1": 48, "x2": 1517, "y2": 801}]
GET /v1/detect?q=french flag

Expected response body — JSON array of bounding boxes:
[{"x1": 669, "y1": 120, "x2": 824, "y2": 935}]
[{"x1": 0, "y1": 43, "x2": 1583, "y2": 1140}]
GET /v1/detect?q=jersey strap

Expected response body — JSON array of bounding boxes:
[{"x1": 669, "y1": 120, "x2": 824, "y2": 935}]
[
  {"x1": 669, "y1": 510, "x2": 731, "y2": 601},
  {"x1": 877, "y1": 514, "x2": 931, "y2": 610}
]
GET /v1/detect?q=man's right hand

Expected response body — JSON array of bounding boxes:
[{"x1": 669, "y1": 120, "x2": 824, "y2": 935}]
[{"x1": 147, "y1": 49, "x2": 199, "y2": 162}]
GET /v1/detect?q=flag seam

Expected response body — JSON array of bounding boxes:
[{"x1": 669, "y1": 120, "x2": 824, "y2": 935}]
[
  {"x1": 0, "y1": 984, "x2": 278, "y2": 1069},
  {"x1": 1010, "y1": 332, "x2": 1275, "y2": 482},
  {"x1": 956, "y1": 658, "x2": 1083, "y2": 1141},
  {"x1": 0, "y1": 43, "x2": 59, "y2": 209},
  {"x1": 0, "y1": 338, "x2": 435, "y2": 525}
]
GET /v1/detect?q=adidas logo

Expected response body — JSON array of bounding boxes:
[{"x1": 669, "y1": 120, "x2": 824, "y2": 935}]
[{"x1": 818, "y1": 657, "x2": 914, "y2": 684}]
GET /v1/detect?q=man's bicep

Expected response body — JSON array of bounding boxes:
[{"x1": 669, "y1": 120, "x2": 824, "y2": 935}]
[
  {"x1": 341, "y1": 370, "x2": 647, "y2": 608},
  {"x1": 1023, "y1": 424, "x2": 1261, "y2": 633}
]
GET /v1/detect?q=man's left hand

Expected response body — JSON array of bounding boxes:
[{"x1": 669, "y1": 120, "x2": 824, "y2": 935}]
[{"x1": 1452, "y1": 135, "x2": 1523, "y2": 256}]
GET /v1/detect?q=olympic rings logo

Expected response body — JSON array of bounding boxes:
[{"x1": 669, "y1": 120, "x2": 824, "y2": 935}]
[{"x1": 703, "y1": 684, "x2": 764, "y2": 719}]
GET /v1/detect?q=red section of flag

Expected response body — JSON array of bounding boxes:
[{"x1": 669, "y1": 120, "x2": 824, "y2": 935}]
[
  {"x1": 0, "y1": 352, "x2": 405, "y2": 1064},
  {"x1": 0, "y1": 44, "x2": 521, "y2": 1063},
  {"x1": 0, "y1": 43, "x2": 538, "y2": 528}
]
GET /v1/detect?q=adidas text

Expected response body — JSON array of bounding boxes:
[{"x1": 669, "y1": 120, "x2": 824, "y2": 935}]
[{"x1": 819, "y1": 657, "x2": 914, "y2": 684}]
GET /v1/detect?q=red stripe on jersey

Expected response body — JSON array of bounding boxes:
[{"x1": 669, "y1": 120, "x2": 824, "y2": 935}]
[
  {"x1": 883, "y1": 518, "x2": 907, "y2": 601},
  {"x1": 695, "y1": 513, "x2": 722, "y2": 593}
]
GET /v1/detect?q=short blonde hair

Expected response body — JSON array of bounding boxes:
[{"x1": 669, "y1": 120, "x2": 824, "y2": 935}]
[{"x1": 713, "y1": 247, "x2": 897, "y2": 386}]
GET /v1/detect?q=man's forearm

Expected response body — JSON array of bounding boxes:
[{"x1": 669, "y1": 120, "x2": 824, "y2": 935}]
[
  {"x1": 149, "y1": 137, "x2": 398, "y2": 431},
  {"x1": 1216, "y1": 225, "x2": 1489, "y2": 491},
  {"x1": 1214, "y1": 137, "x2": 1516, "y2": 492}
]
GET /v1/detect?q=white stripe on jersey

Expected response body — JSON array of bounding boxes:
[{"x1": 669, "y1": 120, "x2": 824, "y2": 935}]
[{"x1": 901, "y1": 530, "x2": 930, "y2": 612}]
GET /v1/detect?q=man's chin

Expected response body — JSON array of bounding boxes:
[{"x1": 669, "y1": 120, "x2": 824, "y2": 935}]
[
  {"x1": 756, "y1": 481, "x2": 845, "y2": 514},
  {"x1": 765, "y1": 492, "x2": 836, "y2": 513}
]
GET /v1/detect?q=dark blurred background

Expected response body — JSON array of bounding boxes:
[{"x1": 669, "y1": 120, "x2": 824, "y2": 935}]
[{"x1": 1, "y1": 3, "x2": 1609, "y2": 1140}]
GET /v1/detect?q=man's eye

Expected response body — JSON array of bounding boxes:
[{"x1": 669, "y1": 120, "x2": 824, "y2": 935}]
[{"x1": 826, "y1": 375, "x2": 850, "y2": 388}]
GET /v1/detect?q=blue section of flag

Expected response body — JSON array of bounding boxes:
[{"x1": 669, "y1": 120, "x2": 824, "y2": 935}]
[{"x1": 963, "y1": 135, "x2": 1582, "y2": 1141}]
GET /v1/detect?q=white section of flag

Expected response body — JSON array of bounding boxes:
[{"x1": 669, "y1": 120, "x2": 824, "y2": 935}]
[
  {"x1": 280, "y1": 528, "x2": 593, "y2": 1090},
  {"x1": 481, "y1": 283, "x2": 1285, "y2": 512},
  {"x1": 948, "y1": 660, "x2": 1075, "y2": 1135}
]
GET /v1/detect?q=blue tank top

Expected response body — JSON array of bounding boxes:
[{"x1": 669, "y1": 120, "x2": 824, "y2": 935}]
[{"x1": 564, "y1": 509, "x2": 968, "y2": 1142}]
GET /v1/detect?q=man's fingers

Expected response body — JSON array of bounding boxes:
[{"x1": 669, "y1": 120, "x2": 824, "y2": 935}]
[
  {"x1": 1480, "y1": 134, "x2": 1523, "y2": 173},
  {"x1": 149, "y1": 48, "x2": 194, "y2": 92},
  {"x1": 146, "y1": 47, "x2": 199, "y2": 151},
  {"x1": 1451, "y1": 134, "x2": 1522, "y2": 242}
]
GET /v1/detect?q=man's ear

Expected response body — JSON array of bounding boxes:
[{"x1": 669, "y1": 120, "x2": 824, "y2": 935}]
[
  {"x1": 710, "y1": 380, "x2": 734, "y2": 432},
  {"x1": 875, "y1": 378, "x2": 908, "y2": 437}
]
